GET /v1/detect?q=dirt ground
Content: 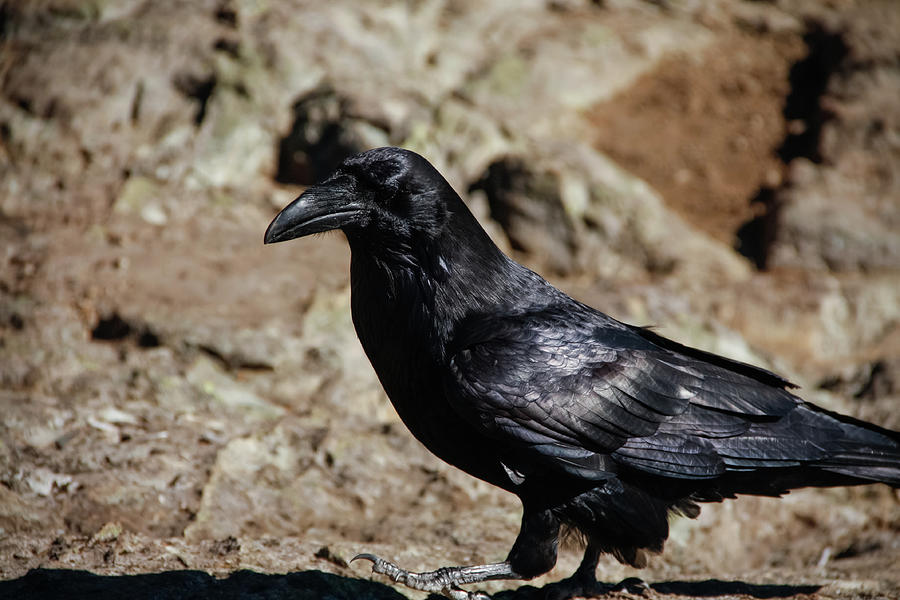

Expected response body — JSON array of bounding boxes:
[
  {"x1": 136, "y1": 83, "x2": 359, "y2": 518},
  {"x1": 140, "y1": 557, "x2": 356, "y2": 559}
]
[
  {"x1": 591, "y1": 32, "x2": 803, "y2": 245},
  {"x1": 1, "y1": 1, "x2": 899, "y2": 599}
]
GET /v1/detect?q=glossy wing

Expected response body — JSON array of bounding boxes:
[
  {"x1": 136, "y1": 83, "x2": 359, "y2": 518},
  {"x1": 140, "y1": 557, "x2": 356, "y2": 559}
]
[{"x1": 445, "y1": 307, "x2": 809, "y2": 483}]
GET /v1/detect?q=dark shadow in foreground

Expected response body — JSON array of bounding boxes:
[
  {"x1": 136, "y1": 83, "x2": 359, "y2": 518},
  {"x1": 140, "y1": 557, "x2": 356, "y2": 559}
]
[
  {"x1": 0, "y1": 568, "x2": 406, "y2": 600},
  {"x1": 2, "y1": 569, "x2": 822, "y2": 600},
  {"x1": 487, "y1": 577, "x2": 821, "y2": 599},
  {"x1": 651, "y1": 580, "x2": 821, "y2": 598}
]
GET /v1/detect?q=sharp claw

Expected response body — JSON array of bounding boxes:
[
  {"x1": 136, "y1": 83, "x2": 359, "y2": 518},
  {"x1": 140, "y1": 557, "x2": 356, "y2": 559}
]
[
  {"x1": 350, "y1": 553, "x2": 379, "y2": 565},
  {"x1": 351, "y1": 553, "x2": 398, "y2": 581}
]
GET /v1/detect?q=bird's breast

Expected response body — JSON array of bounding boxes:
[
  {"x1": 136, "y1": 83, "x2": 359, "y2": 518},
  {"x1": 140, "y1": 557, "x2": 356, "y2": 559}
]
[{"x1": 348, "y1": 267, "x2": 513, "y2": 489}]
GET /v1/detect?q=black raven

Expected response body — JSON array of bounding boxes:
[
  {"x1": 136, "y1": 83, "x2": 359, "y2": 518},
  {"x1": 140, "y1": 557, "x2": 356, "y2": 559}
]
[{"x1": 264, "y1": 147, "x2": 900, "y2": 599}]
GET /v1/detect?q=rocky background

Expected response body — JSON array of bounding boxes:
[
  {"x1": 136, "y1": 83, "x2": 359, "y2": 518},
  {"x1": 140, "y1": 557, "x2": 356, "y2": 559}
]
[{"x1": 1, "y1": 1, "x2": 899, "y2": 598}]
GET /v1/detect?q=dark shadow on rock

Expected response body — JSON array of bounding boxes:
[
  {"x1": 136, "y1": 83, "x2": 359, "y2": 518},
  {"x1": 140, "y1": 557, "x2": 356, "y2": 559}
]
[
  {"x1": 275, "y1": 87, "x2": 372, "y2": 186},
  {"x1": 651, "y1": 579, "x2": 821, "y2": 598},
  {"x1": 735, "y1": 185, "x2": 780, "y2": 270},
  {"x1": 2, "y1": 569, "x2": 824, "y2": 600},
  {"x1": 468, "y1": 157, "x2": 577, "y2": 276},
  {"x1": 733, "y1": 21, "x2": 848, "y2": 272},
  {"x1": 1, "y1": 568, "x2": 408, "y2": 600},
  {"x1": 485, "y1": 577, "x2": 820, "y2": 599}
]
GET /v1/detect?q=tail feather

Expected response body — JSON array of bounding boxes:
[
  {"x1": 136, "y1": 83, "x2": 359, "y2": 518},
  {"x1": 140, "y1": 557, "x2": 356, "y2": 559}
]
[
  {"x1": 812, "y1": 404, "x2": 900, "y2": 487},
  {"x1": 818, "y1": 450, "x2": 900, "y2": 487},
  {"x1": 824, "y1": 465, "x2": 900, "y2": 486}
]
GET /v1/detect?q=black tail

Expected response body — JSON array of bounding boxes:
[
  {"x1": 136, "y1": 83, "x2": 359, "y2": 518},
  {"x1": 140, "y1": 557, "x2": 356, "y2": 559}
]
[
  {"x1": 673, "y1": 402, "x2": 900, "y2": 500},
  {"x1": 809, "y1": 405, "x2": 900, "y2": 487}
]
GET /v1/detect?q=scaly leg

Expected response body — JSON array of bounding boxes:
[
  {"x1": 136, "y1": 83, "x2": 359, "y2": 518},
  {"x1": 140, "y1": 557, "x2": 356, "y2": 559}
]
[
  {"x1": 572, "y1": 543, "x2": 601, "y2": 585},
  {"x1": 352, "y1": 507, "x2": 559, "y2": 599},
  {"x1": 351, "y1": 554, "x2": 520, "y2": 600},
  {"x1": 538, "y1": 543, "x2": 602, "y2": 600}
]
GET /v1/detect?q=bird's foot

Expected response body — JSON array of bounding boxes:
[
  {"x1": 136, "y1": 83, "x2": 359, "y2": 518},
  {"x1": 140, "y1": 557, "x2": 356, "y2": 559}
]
[
  {"x1": 536, "y1": 575, "x2": 647, "y2": 600},
  {"x1": 538, "y1": 579, "x2": 598, "y2": 600},
  {"x1": 536, "y1": 543, "x2": 603, "y2": 600},
  {"x1": 352, "y1": 553, "x2": 520, "y2": 600},
  {"x1": 612, "y1": 577, "x2": 649, "y2": 595},
  {"x1": 537, "y1": 568, "x2": 600, "y2": 600}
]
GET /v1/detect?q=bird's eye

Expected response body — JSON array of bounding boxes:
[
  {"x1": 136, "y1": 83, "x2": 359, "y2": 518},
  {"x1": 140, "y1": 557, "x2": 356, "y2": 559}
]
[
  {"x1": 370, "y1": 176, "x2": 403, "y2": 208},
  {"x1": 349, "y1": 166, "x2": 399, "y2": 203}
]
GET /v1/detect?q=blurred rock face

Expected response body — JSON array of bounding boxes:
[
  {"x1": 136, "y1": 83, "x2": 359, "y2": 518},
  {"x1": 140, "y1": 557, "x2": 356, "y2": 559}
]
[{"x1": 1, "y1": 0, "x2": 898, "y2": 597}]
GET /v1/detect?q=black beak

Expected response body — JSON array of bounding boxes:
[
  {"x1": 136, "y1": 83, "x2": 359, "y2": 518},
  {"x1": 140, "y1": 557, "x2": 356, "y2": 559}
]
[{"x1": 264, "y1": 176, "x2": 362, "y2": 244}]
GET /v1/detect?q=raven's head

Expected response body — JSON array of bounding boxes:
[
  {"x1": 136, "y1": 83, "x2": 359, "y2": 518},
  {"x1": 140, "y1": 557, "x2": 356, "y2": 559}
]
[{"x1": 264, "y1": 147, "x2": 455, "y2": 246}]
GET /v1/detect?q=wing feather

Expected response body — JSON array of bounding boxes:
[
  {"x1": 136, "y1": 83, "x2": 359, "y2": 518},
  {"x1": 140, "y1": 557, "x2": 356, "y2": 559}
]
[{"x1": 444, "y1": 306, "x2": 809, "y2": 483}]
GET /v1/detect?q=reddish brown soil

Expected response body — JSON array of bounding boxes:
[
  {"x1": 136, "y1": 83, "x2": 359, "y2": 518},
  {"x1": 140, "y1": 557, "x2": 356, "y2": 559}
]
[{"x1": 590, "y1": 33, "x2": 804, "y2": 245}]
